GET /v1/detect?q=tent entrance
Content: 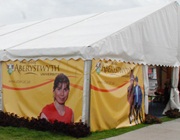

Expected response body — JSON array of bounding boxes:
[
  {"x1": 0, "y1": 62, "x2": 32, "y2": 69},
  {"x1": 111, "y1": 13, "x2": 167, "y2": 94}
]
[{"x1": 148, "y1": 66, "x2": 172, "y2": 117}]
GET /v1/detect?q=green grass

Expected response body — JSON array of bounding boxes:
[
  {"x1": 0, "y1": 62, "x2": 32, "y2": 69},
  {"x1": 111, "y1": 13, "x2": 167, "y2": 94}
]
[
  {"x1": 0, "y1": 117, "x2": 176, "y2": 140},
  {"x1": 0, "y1": 126, "x2": 74, "y2": 140}
]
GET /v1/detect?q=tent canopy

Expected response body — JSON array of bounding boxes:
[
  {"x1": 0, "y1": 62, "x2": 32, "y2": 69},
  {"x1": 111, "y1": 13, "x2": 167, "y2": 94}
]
[{"x1": 0, "y1": 1, "x2": 179, "y2": 66}]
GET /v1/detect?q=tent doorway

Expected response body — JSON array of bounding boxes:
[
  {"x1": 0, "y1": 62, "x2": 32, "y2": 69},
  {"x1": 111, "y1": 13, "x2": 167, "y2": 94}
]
[{"x1": 148, "y1": 66, "x2": 172, "y2": 117}]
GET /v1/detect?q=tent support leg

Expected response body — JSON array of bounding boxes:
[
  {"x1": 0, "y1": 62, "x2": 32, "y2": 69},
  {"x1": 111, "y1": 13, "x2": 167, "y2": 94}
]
[
  {"x1": 0, "y1": 62, "x2": 3, "y2": 111},
  {"x1": 143, "y1": 65, "x2": 149, "y2": 114},
  {"x1": 82, "y1": 60, "x2": 92, "y2": 126}
]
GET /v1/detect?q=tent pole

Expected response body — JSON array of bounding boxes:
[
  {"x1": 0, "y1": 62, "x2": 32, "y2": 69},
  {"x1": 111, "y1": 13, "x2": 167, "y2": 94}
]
[
  {"x1": 0, "y1": 62, "x2": 3, "y2": 111},
  {"x1": 82, "y1": 60, "x2": 92, "y2": 126},
  {"x1": 143, "y1": 65, "x2": 149, "y2": 114}
]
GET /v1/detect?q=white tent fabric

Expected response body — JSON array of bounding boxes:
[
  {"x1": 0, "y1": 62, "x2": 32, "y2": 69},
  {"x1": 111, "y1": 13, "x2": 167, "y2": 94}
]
[
  {"x1": 0, "y1": 1, "x2": 179, "y2": 67},
  {"x1": 0, "y1": 13, "x2": 99, "y2": 60},
  {"x1": 90, "y1": 2, "x2": 179, "y2": 66}
]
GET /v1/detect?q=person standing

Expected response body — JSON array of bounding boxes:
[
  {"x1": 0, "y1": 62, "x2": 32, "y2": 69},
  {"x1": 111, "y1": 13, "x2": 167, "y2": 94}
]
[{"x1": 133, "y1": 76, "x2": 142, "y2": 124}]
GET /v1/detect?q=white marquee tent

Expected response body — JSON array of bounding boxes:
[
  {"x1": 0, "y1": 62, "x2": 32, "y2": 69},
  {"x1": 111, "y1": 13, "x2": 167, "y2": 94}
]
[{"x1": 0, "y1": 1, "x2": 180, "y2": 125}]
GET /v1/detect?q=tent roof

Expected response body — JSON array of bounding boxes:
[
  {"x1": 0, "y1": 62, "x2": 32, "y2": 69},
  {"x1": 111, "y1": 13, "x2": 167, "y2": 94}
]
[{"x1": 0, "y1": 1, "x2": 179, "y2": 66}]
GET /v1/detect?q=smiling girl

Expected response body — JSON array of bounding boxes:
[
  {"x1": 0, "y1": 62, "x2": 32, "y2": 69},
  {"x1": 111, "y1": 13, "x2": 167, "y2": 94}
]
[{"x1": 40, "y1": 73, "x2": 74, "y2": 124}]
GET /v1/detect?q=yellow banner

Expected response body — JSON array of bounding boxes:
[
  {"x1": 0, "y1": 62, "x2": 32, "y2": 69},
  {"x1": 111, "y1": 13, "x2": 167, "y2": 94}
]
[
  {"x1": 2, "y1": 59, "x2": 84, "y2": 122},
  {"x1": 90, "y1": 59, "x2": 144, "y2": 131}
]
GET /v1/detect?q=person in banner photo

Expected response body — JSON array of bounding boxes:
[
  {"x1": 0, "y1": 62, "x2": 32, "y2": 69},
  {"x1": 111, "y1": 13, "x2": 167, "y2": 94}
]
[
  {"x1": 127, "y1": 70, "x2": 135, "y2": 124},
  {"x1": 40, "y1": 73, "x2": 74, "y2": 124},
  {"x1": 133, "y1": 76, "x2": 143, "y2": 124}
]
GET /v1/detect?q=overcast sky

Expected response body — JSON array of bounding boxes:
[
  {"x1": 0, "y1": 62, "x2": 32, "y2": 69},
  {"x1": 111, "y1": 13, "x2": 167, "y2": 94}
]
[{"x1": 0, "y1": 0, "x2": 177, "y2": 25}]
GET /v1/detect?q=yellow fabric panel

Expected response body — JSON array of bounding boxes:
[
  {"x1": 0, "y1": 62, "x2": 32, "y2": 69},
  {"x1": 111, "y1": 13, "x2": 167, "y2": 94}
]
[
  {"x1": 90, "y1": 59, "x2": 144, "y2": 131},
  {"x1": 2, "y1": 59, "x2": 84, "y2": 122}
]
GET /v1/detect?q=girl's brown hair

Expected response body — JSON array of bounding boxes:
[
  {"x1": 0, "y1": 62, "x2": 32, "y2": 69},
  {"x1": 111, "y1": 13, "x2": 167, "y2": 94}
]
[{"x1": 53, "y1": 73, "x2": 70, "y2": 91}]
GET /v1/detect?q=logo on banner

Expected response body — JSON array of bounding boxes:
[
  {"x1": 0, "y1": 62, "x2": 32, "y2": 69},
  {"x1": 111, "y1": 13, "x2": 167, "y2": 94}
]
[
  {"x1": 95, "y1": 60, "x2": 134, "y2": 75},
  {"x1": 6, "y1": 60, "x2": 61, "y2": 76},
  {"x1": 7, "y1": 64, "x2": 14, "y2": 75}
]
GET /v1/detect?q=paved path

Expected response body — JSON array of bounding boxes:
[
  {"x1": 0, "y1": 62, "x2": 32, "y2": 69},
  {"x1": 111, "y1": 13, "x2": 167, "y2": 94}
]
[{"x1": 105, "y1": 118, "x2": 180, "y2": 140}]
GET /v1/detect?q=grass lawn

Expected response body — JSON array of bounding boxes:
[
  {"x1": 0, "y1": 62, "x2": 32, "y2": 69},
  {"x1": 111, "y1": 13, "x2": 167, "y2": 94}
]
[{"x1": 0, "y1": 117, "x2": 175, "y2": 140}]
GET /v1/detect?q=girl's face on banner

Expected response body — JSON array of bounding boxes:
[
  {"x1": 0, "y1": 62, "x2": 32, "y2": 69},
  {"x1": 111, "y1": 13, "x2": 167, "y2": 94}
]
[{"x1": 54, "y1": 82, "x2": 69, "y2": 105}]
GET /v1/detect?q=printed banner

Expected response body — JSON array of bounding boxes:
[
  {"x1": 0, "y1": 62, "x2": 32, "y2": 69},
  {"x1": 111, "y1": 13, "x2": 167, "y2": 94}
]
[
  {"x1": 2, "y1": 59, "x2": 84, "y2": 122},
  {"x1": 90, "y1": 59, "x2": 144, "y2": 131}
]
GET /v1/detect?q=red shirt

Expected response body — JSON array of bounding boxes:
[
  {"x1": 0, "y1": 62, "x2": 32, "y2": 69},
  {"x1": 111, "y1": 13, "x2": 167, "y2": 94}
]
[{"x1": 41, "y1": 103, "x2": 73, "y2": 124}]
